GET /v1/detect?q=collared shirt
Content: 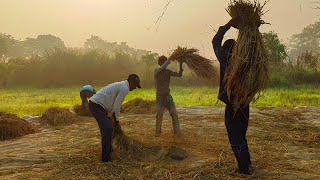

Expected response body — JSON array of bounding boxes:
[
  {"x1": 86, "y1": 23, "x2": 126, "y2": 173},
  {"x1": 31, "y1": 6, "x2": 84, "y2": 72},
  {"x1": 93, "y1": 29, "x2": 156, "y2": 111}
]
[
  {"x1": 154, "y1": 60, "x2": 183, "y2": 96},
  {"x1": 89, "y1": 80, "x2": 129, "y2": 120},
  {"x1": 80, "y1": 85, "x2": 96, "y2": 94},
  {"x1": 212, "y1": 25, "x2": 232, "y2": 104}
]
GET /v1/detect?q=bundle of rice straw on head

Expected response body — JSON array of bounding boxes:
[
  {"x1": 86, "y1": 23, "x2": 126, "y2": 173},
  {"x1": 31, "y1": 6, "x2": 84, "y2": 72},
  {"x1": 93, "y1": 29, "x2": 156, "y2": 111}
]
[
  {"x1": 169, "y1": 46, "x2": 216, "y2": 80},
  {"x1": 225, "y1": 0, "x2": 269, "y2": 110}
]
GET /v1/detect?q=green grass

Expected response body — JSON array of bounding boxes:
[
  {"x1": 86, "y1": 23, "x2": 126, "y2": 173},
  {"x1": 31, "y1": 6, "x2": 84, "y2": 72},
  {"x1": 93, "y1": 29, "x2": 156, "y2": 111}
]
[{"x1": 1, "y1": 86, "x2": 320, "y2": 116}]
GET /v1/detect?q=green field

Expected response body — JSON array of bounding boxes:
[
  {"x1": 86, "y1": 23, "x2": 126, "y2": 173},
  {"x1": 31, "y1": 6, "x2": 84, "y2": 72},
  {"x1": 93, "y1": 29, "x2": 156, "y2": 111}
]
[{"x1": 0, "y1": 86, "x2": 320, "y2": 116}]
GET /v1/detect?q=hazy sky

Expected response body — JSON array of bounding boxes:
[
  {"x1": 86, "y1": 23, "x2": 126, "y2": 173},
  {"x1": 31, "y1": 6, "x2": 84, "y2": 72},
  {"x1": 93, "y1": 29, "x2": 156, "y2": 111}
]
[{"x1": 0, "y1": 0, "x2": 319, "y2": 57}]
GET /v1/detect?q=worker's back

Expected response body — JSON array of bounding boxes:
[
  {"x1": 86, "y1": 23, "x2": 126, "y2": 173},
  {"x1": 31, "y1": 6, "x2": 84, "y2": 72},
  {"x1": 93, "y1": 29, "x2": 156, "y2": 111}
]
[{"x1": 154, "y1": 68, "x2": 174, "y2": 96}]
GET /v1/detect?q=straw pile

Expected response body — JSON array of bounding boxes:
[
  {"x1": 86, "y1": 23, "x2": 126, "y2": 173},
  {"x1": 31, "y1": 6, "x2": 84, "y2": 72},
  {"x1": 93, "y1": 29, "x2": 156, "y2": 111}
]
[
  {"x1": 225, "y1": 0, "x2": 269, "y2": 110},
  {"x1": 121, "y1": 98, "x2": 156, "y2": 114},
  {"x1": 169, "y1": 46, "x2": 216, "y2": 80},
  {"x1": 0, "y1": 112, "x2": 37, "y2": 140},
  {"x1": 112, "y1": 127, "x2": 146, "y2": 160},
  {"x1": 41, "y1": 107, "x2": 78, "y2": 126},
  {"x1": 73, "y1": 104, "x2": 92, "y2": 116}
]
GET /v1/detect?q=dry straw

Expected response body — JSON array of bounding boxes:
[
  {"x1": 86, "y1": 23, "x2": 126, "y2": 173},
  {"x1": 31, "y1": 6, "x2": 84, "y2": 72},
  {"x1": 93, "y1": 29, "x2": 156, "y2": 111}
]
[
  {"x1": 169, "y1": 46, "x2": 217, "y2": 80},
  {"x1": 41, "y1": 107, "x2": 78, "y2": 126},
  {"x1": 112, "y1": 127, "x2": 147, "y2": 160},
  {"x1": 0, "y1": 112, "x2": 37, "y2": 140},
  {"x1": 121, "y1": 98, "x2": 156, "y2": 114},
  {"x1": 225, "y1": 0, "x2": 269, "y2": 110},
  {"x1": 73, "y1": 104, "x2": 92, "y2": 116}
]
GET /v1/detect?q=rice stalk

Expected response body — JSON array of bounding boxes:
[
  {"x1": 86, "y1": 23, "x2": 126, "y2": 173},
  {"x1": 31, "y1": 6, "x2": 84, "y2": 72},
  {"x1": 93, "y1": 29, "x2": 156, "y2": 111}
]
[
  {"x1": 169, "y1": 46, "x2": 217, "y2": 80},
  {"x1": 225, "y1": 0, "x2": 270, "y2": 110}
]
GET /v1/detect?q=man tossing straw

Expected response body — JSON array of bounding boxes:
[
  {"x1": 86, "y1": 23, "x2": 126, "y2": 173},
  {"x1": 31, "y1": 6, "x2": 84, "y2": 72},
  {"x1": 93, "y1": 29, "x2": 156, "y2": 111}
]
[
  {"x1": 213, "y1": 18, "x2": 253, "y2": 175},
  {"x1": 88, "y1": 74, "x2": 141, "y2": 162},
  {"x1": 154, "y1": 56, "x2": 183, "y2": 137}
]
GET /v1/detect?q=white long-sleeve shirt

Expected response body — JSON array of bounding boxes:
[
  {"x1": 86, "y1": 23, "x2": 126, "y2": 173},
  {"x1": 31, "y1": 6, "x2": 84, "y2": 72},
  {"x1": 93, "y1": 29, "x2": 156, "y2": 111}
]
[{"x1": 90, "y1": 80, "x2": 129, "y2": 120}]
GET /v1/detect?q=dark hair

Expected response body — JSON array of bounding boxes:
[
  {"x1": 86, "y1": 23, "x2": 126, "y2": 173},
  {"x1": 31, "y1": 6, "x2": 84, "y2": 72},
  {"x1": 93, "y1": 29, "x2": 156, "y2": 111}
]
[
  {"x1": 223, "y1": 39, "x2": 236, "y2": 54},
  {"x1": 158, "y1": 55, "x2": 167, "y2": 65}
]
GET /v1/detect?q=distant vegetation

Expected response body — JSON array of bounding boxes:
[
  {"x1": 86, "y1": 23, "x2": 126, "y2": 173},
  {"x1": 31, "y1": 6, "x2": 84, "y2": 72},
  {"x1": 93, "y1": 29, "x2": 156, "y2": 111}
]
[
  {"x1": 1, "y1": 86, "x2": 320, "y2": 116},
  {"x1": 0, "y1": 20, "x2": 319, "y2": 88},
  {"x1": 0, "y1": 34, "x2": 215, "y2": 88}
]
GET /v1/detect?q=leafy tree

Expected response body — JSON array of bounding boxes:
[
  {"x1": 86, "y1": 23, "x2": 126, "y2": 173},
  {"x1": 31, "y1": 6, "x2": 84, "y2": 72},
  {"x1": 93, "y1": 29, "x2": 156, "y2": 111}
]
[
  {"x1": 289, "y1": 21, "x2": 320, "y2": 59},
  {"x1": 142, "y1": 51, "x2": 159, "y2": 68},
  {"x1": 296, "y1": 50, "x2": 319, "y2": 70},
  {"x1": 84, "y1": 35, "x2": 148, "y2": 59},
  {"x1": 262, "y1": 31, "x2": 288, "y2": 69},
  {"x1": 84, "y1": 35, "x2": 118, "y2": 54},
  {"x1": 23, "y1": 34, "x2": 65, "y2": 55},
  {"x1": 141, "y1": 51, "x2": 159, "y2": 85},
  {"x1": 84, "y1": 35, "x2": 107, "y2": 50},
  {"x1": 0, "y1": 33, "x2": 16, "y2": 60}
]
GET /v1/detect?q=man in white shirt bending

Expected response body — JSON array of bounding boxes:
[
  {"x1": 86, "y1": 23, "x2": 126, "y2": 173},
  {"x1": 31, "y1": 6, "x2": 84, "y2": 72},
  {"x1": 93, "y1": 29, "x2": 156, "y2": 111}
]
[{"x1": 89, "y1": 74, "x2": 141, "y2": 162}]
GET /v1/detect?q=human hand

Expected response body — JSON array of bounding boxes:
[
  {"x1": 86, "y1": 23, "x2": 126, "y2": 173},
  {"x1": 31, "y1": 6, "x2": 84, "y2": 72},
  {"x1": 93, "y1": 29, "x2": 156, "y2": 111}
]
[{"x1": 227, "y1": 17, "x2": 240, "y2": 29}]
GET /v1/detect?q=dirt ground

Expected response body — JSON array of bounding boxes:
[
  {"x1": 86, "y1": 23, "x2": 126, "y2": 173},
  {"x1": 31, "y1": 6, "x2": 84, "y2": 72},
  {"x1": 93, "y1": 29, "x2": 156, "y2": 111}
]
[{"x1": 0, "y1": 106, "x2": 319, "y2": 179}]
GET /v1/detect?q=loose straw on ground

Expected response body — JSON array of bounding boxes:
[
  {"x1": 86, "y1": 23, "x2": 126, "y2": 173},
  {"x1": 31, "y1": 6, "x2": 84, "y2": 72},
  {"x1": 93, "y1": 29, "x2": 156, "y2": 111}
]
[{"x1": 112, "y1": 127, "x2": 147, "y2": 160}]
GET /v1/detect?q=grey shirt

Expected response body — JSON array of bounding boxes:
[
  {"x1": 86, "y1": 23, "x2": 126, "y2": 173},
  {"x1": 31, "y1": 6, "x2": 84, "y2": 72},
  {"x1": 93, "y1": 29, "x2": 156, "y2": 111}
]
[{"x1": 154, "y1": 60, "x2": 183, "y2": 96}]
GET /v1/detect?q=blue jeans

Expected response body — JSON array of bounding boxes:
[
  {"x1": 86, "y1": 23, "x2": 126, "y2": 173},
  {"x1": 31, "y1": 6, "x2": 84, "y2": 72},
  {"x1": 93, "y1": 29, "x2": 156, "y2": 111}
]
[
  {"x1": 225, "y1": 103, "x2": 251, "y2": 174},
  {"x1": 89, "y1": 101, "x2": 113, "y2": 162}
]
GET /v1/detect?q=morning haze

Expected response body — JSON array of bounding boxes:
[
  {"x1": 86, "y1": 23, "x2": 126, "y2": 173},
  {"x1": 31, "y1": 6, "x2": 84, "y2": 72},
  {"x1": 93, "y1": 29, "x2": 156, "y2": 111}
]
[{"x1": 0, "y1": 0, "x2": 318, "y2": 56}]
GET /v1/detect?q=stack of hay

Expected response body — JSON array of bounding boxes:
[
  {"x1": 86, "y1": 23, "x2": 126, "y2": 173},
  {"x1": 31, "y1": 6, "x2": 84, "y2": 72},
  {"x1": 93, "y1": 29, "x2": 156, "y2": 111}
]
[
  {"x1": 41, "y1": 107, "x2": 78, "y2": 126},
  {"x1": 0, "y1": 112, "x2": 37, "y2": 140},
  {"x1": 73, "y1": 104, "x2": 92, "y2": 116},
  {"x1": 169, "y1": 46, "x2": 217, "y2": 80},
  {"x1": 225, "y1": 0, "x2": 269, "y2": 110},
  {"x1": 121, "y1": 98, "x2": 156, "y2": 114}
]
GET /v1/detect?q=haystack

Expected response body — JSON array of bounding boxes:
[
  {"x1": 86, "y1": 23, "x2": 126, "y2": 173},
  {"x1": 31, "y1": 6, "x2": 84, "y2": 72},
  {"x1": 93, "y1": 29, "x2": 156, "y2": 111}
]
[
  {"x1": 225, "y1": 0, "x2": 269, "y2": 110},
  {"x1": 73, "y1": 104, "x2": 92, "y2": 116},
  {"x1": 41, "y1": 107, "x2": 78, "y2": 126},
  {"x1": 0, "y1": 112, "x2": 37, "y2": 140},
  {"x1": 169, "y1": 46, "x2": 217, "y2": 80},
  {"x1": 121, "y1": 98, "x2": 156, "y2": 114}
]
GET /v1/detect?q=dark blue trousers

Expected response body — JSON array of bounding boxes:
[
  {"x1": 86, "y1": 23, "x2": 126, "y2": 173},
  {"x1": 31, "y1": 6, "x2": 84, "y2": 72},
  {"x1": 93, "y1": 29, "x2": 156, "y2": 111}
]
[
  {"x1": 225, "y1": 103, "x2": 251, "y2": 174},
  {"x1": 89, "y1": 101, "x2": 113, "y2": 162}
]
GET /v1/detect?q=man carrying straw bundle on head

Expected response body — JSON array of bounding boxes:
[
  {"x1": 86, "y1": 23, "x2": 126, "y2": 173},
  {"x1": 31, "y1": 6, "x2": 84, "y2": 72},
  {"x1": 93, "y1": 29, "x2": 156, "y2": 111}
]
[
  {"x1": 88, "y1": 74, "x2": 141, "y2": 162},
  {"x1": 80, "y1": 85, "x2": 96, "y2": 110},
  {"x1": 154, "y1": 56, "x2": 183, "y2": 137},
  {"x1": 213, "y1": 17, "x2": 253, "y2": 175},
  {"x1": 213, "y1": 0, "x2": 269, "y2": 175}
]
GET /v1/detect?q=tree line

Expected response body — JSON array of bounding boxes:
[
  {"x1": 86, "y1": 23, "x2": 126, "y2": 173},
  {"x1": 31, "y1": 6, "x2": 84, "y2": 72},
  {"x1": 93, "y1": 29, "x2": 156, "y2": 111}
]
[{"x1": 0, "y1": 20, "x2": 319, "y2": 88}]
